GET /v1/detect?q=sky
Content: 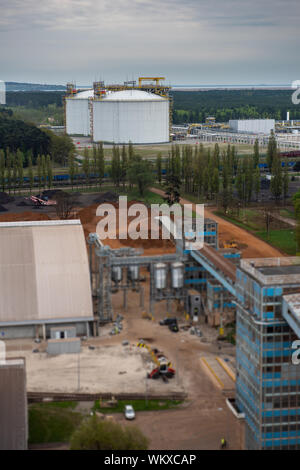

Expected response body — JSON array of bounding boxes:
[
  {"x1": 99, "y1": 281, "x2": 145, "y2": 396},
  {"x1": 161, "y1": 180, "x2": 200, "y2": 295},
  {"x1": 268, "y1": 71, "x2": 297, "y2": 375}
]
[{"x1": 1, "y1": 0, "x2": 300, "y2": 85}]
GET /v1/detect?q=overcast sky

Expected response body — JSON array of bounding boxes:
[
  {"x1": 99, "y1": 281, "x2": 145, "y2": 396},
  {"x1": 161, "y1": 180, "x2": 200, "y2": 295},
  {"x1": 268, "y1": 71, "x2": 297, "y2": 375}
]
[{"x1": 1, "y1": 0, "x2": 299, "y2": 85}]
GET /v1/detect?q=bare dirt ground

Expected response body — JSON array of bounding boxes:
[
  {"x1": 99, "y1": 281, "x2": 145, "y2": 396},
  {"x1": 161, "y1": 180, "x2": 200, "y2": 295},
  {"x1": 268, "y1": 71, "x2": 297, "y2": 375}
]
[{"x1": 150, "y1": 187, "x2": 284, "y2": 258}]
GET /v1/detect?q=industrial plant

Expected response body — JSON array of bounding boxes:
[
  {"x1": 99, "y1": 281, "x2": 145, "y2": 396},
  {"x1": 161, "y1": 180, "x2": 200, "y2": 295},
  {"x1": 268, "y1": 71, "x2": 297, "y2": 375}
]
[{"x1": 65, "y1": 77, "x2": 171, "y2": 144}]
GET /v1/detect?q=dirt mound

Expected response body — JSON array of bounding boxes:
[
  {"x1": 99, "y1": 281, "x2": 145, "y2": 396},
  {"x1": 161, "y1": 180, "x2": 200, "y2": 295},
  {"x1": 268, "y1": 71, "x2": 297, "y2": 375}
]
[
  {"x1": 17, "y1": 201, "x2": 31, "y2": 207},
  {"x1": 76, "y1": 202, "x2": 175, "y2": 255},
  {"x1": 0, "y1": 211, "x2": 50, "y2": 223},
  {"x1": 0, "y1": 192, "x2": 14, "y2": 204}
]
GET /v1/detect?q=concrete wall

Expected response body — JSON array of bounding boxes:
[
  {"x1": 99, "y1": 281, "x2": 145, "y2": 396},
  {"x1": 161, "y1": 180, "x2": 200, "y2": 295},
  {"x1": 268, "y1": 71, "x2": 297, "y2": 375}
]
[
  {"x1": 47, "y1": 338, "x2": 81, "y2": 355},
  {"x1": 0, "y1": 359, "x2": 27, "y2": 450},
  {"x1": 0, "y1": 321, "x2": 91, "y2": 340}
]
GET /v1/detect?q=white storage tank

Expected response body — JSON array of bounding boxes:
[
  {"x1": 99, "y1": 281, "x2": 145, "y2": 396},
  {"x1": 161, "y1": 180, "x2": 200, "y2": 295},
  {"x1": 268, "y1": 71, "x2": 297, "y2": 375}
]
[
  {"x1": 171, "y1": 262, "x2": 184, "y2": 289},
  {"x1": 65, "y1": 89, "x2": 93, "y2": 136},
  {"x1": 92, "y1": 89, "x2": 169, "y2": 144},
  {"x1": 154, "y1": 263, "x2": 167, "y2": 289}
]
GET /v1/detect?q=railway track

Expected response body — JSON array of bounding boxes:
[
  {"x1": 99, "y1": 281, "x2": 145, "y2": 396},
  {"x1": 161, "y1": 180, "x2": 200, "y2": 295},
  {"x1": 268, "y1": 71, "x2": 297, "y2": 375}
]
[{"x1": 27, "y1": 391, "x2": 187, "y2": 403}]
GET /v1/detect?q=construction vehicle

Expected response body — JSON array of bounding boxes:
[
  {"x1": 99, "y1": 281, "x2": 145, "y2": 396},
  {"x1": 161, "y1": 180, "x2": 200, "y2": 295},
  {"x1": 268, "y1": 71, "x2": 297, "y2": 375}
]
[
  {"x1": 148, "y1": 364, "x2": 176, "y2": 380},
  {"x1": 223, "y1": 241, "x2": 238, "y2": 249},
  {"x1": 27, "y1": 195, "x2": 57, "y2": 206}
]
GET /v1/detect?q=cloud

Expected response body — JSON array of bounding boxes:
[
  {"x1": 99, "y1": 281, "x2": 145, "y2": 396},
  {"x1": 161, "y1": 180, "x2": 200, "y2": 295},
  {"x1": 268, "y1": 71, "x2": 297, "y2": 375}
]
[{"x1": 0, "y1": 0, "x2": 299, "y2": 84}]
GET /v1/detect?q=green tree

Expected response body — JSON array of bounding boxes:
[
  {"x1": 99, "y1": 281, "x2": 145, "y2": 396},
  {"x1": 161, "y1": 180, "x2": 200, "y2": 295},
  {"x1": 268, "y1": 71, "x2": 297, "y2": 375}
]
[
  {"x1": 37, "y1": 155, "x2": 42, "y2": 193},
  {"x1": 283, "y1": 158, "x2": 289, "y2": 202},
  {"x1": 97, "y1": 142, "x2": 105, "y2": 188},
  {"x1": 0, "y1": 149, "x2": 5, "y2": 192},
  {"x1": 28, "y1": 155, "x2": 34, "y2": 194},
  {"x1": 127, "y1": 156, "x2": 154, "y2": 196},
  {"x1": 17, "y1": 149, "x2": 24, "y2": 193},
  {"x1": 46, "y1": 155, "x2": 52, "y2": 189},
  {"x1": 70, "y1": 416, "x2": 149, "y2": 451},
  {"x1": 6, "y1": 149, "x2": 12, "y2": 194},
  {"x1": 267, "y1": 130, "x2": 277, "y2": 169},
  {"x1": 156, "y1": 153, "x2": 162, "y2": 184},
  {"x1": 253, "y1": 139, "x2": 260, "y2": 168},
  {"x1": 69, "y1": 153, "x2": 75, "y2": 190},
  {"x1": 41, "y1": 154, "x2": 46, "y2": 189},
  {"x1": 82, "y1": 148, "x2": 90, "y2": 187},
  {"x1": 270, "y1": 154, "x2": 282, "y2": 201},
  {"x1": 254, "y1": 165, "x2": 260, "y2": 201},
  {"x1": 121, "y1": 145, "x2": 128, "y2": 189}
]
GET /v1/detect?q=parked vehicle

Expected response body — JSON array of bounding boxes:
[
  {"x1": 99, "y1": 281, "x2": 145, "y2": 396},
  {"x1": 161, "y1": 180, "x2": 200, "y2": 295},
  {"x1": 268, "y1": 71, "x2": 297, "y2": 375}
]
[
  {"x1": 159, "y1": 317, "x2": 177, "y2": 326},
  {"x1": 124, "y1": 405, "x2": 135, "y2": 420}
]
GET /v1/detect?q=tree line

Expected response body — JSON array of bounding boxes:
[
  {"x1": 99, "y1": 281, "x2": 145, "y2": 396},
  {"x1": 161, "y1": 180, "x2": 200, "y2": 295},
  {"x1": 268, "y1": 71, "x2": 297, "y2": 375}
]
[{"x1": 156, "y1": 136, "x2": 289, "y2": 210}]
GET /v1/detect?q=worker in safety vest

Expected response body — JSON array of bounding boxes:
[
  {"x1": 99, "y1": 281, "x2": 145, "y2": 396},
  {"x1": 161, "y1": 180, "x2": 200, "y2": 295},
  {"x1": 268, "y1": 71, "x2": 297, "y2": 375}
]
[{"x1": 221, "y1": 438, "x2": 227, "y2": 449}]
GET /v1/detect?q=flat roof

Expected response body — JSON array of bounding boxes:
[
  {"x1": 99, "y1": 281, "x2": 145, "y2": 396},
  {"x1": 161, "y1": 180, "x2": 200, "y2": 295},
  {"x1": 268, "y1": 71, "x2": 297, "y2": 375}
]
[{"x1": 240, "y1": 257, "x2": 300, "y2": 285}]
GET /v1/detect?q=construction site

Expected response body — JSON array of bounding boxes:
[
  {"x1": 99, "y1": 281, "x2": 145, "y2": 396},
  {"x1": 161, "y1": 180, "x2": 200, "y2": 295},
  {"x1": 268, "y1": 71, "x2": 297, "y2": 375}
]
[{"x1": 0, "y1": 178, "x2": 299, "y2": 451}]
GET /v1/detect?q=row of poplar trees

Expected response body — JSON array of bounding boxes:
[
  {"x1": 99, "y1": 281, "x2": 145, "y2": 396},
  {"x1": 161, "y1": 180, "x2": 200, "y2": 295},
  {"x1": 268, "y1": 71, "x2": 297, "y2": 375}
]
[{"x1": 156, "y1": 136, "x2": 289, "y2": 210}]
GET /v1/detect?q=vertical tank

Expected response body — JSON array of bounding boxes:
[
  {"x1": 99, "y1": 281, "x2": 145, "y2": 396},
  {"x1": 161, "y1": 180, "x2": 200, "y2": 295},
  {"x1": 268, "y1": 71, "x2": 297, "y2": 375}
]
[
  {"x1": 171, "y1": 262, "x2": 184, "y2": 289},
  {"x1": 128, "y1": 265, "x2": 140, "y2": 281},
  {"x1": 154, "y1": 263, "x2": 167, "y2": 289},
  {"x1": 111, "y1": 266, "x2": 122, "y2": 283}
]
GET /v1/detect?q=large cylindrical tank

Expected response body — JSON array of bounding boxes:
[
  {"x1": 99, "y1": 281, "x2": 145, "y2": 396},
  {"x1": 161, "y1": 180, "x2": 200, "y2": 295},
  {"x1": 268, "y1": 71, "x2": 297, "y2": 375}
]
[
  {"x1": 65, "y1": 89, "x2": 93, "y2": 136},
  {"x1": 92, "y1": 90, "x2": 169, "y2": 144},
  {"x1": 111, "y1": 266, "x2": 122, "y2": 283},
  {"x1": 154, "y1": 263, "x2": 167, "y2": 289},
  {"x1": 128, "y1": 265, "x2": 139, "y2": 281},
  {"x1": 171, "y1": 262, "x2": 184, "y2": 289}
]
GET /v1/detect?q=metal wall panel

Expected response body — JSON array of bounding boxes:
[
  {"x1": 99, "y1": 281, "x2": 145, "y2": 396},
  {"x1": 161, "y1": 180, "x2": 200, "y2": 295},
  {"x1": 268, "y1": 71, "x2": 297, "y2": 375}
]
[
  {"x1": 66, "y1": 98, "x2": 90, "y2": 136},
  {"x1": 93, "y1": 99, "x2": 169, "y2": 144},
  {"x1": 0, "y1": 222, "x2": 93, "y2": 324}
]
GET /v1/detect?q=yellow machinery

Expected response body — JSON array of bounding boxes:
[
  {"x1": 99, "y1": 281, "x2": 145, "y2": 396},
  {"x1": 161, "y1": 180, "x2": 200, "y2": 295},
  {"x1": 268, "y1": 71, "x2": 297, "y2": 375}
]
[{"x1": 138, "y1": 77, "x2": 165, "y2": 87}]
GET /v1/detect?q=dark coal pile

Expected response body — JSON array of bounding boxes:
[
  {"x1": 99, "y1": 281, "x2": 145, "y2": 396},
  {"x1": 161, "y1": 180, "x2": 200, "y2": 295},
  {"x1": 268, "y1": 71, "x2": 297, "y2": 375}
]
[
  {"x1": 93, "y1": 192, "x2": 118, "y2": 204},
  {"x1": 0, "y1": 192, "x2": 14, "y2": 204},
  {"x1": 0, "y1": 205, "x2": 8, "y2": 212},
  {"x1": 17, "y1": 201, "x2": 31, "y2": 207},
  {"x1": 40, "y1": 189, "x2": 68, "y2": 198}
]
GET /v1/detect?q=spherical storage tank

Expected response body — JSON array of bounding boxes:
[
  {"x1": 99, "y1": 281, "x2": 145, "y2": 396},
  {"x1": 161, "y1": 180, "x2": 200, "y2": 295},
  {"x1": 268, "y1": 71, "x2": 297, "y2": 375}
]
[
  {"x1": 65, "y1": 89, "x2": 93, "y2": 136},
  {"x1": 92, "y1": 90, "x2": 169, "y2": 144}
]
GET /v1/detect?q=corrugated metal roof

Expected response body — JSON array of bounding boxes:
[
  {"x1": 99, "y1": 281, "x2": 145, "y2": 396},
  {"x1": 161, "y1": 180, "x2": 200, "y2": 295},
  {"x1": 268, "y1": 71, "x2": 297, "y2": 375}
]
[{"x1": 0, "y1": 221, "x2": 93, "y2": 324}]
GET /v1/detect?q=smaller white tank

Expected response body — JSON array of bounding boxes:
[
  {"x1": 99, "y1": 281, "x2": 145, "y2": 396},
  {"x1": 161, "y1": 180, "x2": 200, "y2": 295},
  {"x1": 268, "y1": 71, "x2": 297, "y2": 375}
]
[
  {"x1": 171, "y1": 262, "x2": 184, "y2": 289},
  {"x1": 128, "y1": 265, "x2": 140, "y2": 281},
  {"x1": 154, "y1": 263, "x2": 167, "y2": 289},
  {"x1": 112, "y1": 266, "x2": 122, "y2": 283}
]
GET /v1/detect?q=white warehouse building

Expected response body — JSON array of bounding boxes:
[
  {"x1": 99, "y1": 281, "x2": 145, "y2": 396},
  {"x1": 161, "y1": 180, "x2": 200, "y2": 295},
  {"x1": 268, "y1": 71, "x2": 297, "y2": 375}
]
[
  {"x1": 92, "y1": 90, "x2": 169, "y2": 144},
  {"x1": 229, "y1": 119, "x2": 275, "y2": 135}
]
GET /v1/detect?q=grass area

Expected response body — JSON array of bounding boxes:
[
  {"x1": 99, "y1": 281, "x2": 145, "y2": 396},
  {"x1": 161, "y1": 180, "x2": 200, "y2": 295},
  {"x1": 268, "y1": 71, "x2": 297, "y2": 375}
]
[
  {"x1": 256, "y1": 229, "x2": 297, "y2": 255},
  {"x1": 214, "y1": 209, "x2": 297, "y2": 255},
  {"x1": 280, "y1": 208, "x2": 296, "y2": 220},
  {"x1": 93, "y1": 399, "x2": 183, "y2": 414},
  {"x1": 28, "y1": 403, "x2": 83, "y2": 444}
]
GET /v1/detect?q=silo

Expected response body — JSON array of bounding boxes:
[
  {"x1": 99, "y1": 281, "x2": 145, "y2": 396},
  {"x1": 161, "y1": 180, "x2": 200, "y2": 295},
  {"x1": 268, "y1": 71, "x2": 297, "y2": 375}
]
[
  {"x1": 92, "y1": 89, "x2": 169, "y2": 144},
  {"x1": 65, "y1": 89, "x2": 93, "y2": 136},
  {"x1": 111, "y1": 266, "x2": 122, "y2": 283},
  {"x1": 154, "y1": 263, "x2": 167, "y2": 289},
  {"x1": 171, "y1": 262, "x2": 184, "y2": 289},
  {"x1": 128, "y1": 265, "x2": 140, "y2": 281}
]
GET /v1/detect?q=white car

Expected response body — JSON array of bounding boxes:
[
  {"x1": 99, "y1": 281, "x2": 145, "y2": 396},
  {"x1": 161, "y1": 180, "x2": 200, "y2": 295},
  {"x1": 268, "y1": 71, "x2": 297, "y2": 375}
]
[{"x1": 124, "y1": 405, "x2": 135, "y2": 420}]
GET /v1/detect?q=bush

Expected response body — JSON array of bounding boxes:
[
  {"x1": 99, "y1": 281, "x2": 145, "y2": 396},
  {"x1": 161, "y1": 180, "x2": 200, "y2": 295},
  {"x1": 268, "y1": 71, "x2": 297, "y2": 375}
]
[{"x1": 70, "y1": 416, "x2": 149, "y2": 450}]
